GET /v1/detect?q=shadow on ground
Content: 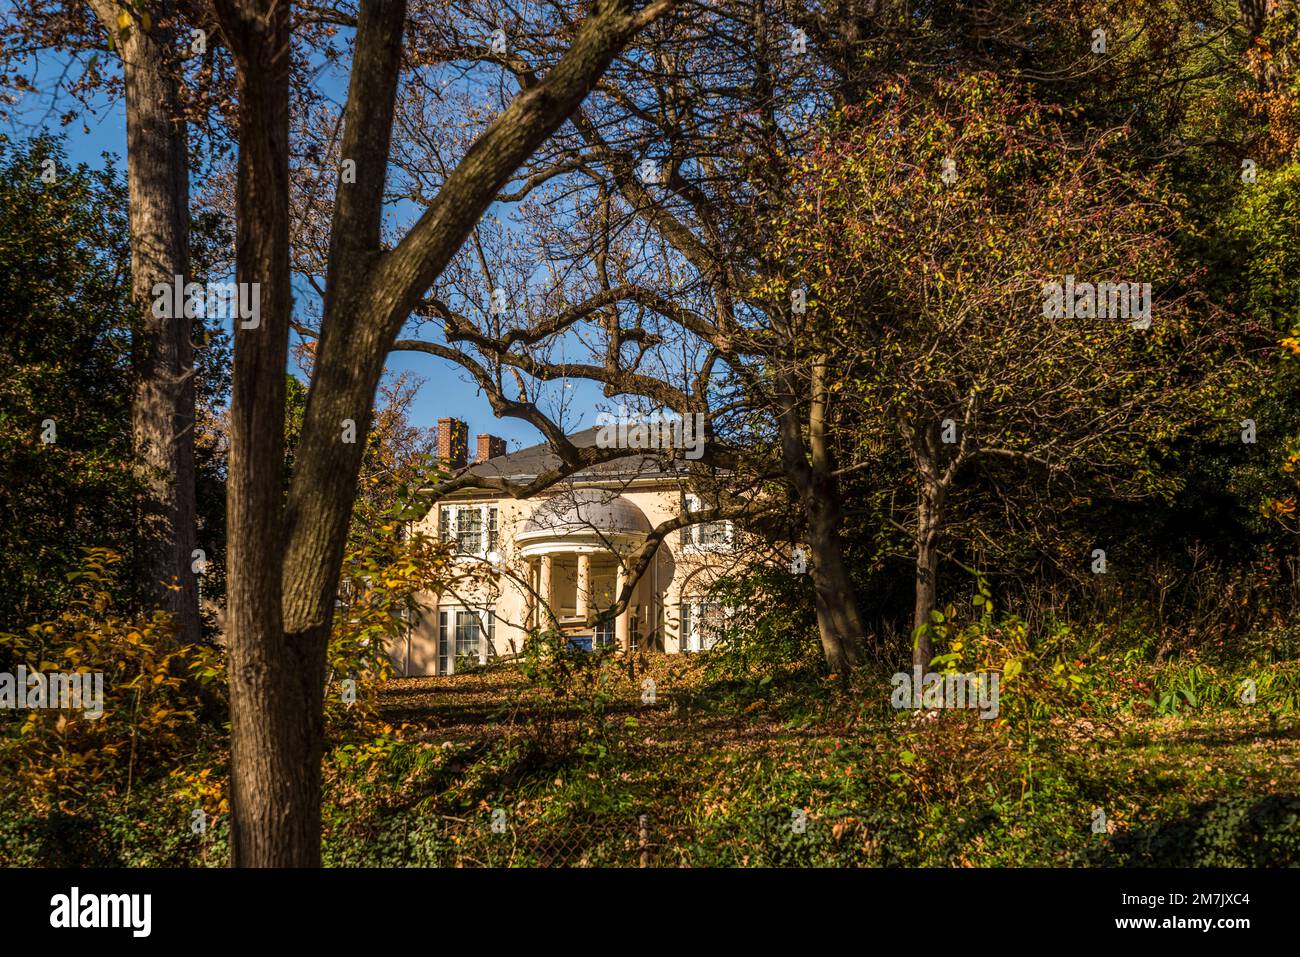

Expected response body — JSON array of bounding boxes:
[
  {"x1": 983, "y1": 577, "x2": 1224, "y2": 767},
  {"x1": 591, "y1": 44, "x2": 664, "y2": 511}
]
[{"x1": 1083, "y1": 795, "x2": 1300, "y2": 866}]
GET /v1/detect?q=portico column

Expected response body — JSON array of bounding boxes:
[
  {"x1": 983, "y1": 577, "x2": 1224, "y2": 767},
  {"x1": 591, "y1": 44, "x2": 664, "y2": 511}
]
[
  {"x1": 539, "y1": 554, "x2": 556, "y2": 629},
  {"x1": 576, "y1": 552, "x2": 591, "y2": 623},
  {"x1": 615, "y1": 560, "x2": 630, "y2": 651},
  {"x1": 525, "y1": 558, "x2": 537, "y2": 628}
]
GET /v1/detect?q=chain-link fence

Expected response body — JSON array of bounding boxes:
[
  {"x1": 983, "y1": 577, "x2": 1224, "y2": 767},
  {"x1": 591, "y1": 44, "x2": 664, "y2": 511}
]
[
  {"x1": 393, "y1": 807, "x2": 874, "y2": 867},
  {"x1": 423, "y1": 813, "x2": 690, "y2": 867}
]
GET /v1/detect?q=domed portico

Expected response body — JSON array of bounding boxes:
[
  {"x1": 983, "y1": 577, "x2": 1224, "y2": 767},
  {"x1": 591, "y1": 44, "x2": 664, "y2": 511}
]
[{"x1": 517, "y1": 490, "x2": 651, "y2": 650}]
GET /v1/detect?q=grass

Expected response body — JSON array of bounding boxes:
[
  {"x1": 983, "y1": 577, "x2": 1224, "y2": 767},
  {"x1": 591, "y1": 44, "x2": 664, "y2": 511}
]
[
  {"x1": 6, "y1": 650, "x2": 1295, "y2": 867},
  {"x1": 309, "y1": 654, "x2": 1300, "y2": 867}
]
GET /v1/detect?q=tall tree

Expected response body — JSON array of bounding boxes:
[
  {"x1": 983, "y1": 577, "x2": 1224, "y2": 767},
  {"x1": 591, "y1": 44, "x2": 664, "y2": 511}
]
[
  {"x1": 778, "y1": 75, "x2": 1253, "y2": 669},
  {"x1": 386, "y1": 0, "x2": 874, "y2": 672},
  {"x1": 0, "y1": 2, "x2": 211, "y2": 640},
  {"x1": 208, "y1": 0, "x2": 674, "y2": 865},
  {"x1": 87, "y1": 1, "x2": 202, "y2": 642},
  {"x1": 382, "y1": 0, "x2": 1158, "y2": 673}
]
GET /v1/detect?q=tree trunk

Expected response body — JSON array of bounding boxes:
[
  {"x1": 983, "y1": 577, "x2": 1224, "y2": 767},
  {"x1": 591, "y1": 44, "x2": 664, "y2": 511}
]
[
  {"x1": 781, "y1": 357, "x2": 866, "y2": 672},
  {"x1": 216, "y1": 0, "x2": 311, "y2": 867},
  {"x1": 111, "y1": 1, "x2": 200, "y2": 643},
  {"x1": 213, "y1": 0, "x2": 669, "y2": 865},
  {"x1": 805, "y1": 489, "x2": 867, "y2": 673},
  {"x1": 227, "y1": 622, "x2": 327, "y2": 865},
  {"x1": 911, "y1": 479, "x2": 945, "y2": 671}
]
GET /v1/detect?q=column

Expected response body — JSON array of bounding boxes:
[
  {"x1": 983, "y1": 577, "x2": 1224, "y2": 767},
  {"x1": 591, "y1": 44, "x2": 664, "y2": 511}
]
[
  {"x1": 615, "y1": 561, "x2": 630, "y2": 651},
  {"x1": 525, "y1": 559, "x2": 536, "y2": 629},
  {"x1": 576, "y1": 552, "x2": 591, "y2": 623},
  {"x1": 539, "y1": 554, "x2": 555, "y2": 629}
]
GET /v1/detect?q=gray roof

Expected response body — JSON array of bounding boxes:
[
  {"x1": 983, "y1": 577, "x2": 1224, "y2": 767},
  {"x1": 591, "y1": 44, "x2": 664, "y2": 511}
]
[
  {"x1": 521, "y1": 488, "x2": 652, "y2": 535},
  {"x1": 465, "y1": 426, "x2": 686, "y2": 483}
]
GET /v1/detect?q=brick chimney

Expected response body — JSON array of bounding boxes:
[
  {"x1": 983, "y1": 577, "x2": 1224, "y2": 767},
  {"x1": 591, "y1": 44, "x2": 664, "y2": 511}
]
[
  {"x1": 437, "y1": 417, "x2": 468, "y2": 470},
  {"x1": 475, "y1": 433, "x2": 506, "y2": 463}
]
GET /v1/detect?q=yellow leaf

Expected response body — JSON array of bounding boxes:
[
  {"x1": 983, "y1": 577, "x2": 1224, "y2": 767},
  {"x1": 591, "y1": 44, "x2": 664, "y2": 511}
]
[{"x1": 116, "y1": 10, "x2": 131, "y2": 29}]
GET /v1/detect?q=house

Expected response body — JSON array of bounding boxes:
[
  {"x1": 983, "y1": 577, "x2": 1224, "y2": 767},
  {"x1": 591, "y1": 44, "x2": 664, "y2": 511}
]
[{"x1": 389, "y1": 418, "x2": 740, "y2": 676}]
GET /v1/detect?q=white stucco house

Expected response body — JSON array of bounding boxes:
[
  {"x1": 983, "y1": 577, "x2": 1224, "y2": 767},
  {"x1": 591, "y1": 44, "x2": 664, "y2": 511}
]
[{"x1": 389, "y1": 418, "x2": 741, "y2": 676}]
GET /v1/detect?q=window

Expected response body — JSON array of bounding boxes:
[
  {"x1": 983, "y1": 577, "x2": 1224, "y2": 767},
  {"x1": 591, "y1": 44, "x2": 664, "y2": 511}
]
[
  {"x1": 680, "y1": 601, "x2": 726, "y2": 652},
  {"x1": 458, "y1": 508, "x2": 482, "y2": 555},
  {"x1": 698, "y1": 520, "x2": 730, "y2": 546},
  {"x1": 439, "y1": 504, "x2": 500, "y2": 558},
  {"x1": 594, "y1": 619, "x2": 614, "y2": 649},
  {"x1": 680, "y1": 494, "x2": 733, "y2": 550},
  {"x1": 437, "y1": 610, "x2": 452, "y2": 675},
  {"x1": 455, "y1": 610, "x2": 480, "y2": 661},
  {"x1": 439, "y1": 606, "x2": 494, "y2": 674}
]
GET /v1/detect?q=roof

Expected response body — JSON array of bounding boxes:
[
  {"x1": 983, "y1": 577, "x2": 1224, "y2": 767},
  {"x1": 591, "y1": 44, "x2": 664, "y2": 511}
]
[
  {"x1": 521, "y1": 488, "x2": 652, "y2": 535},
  {"x1": 462, "y1": 426, "x2": 689, "y2": 484}
]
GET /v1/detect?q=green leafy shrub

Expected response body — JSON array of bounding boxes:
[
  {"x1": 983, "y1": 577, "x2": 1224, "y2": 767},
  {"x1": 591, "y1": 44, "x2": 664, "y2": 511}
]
[
  {"x1": 700, "y1": 564, "x2": 821, "y2": 679},
  {"x1": 0, "y1": 548, "x2": 227, "y2": 864},
  {"x1": 1087, "y1": 796, "x2": 1300, "y2": 867}
]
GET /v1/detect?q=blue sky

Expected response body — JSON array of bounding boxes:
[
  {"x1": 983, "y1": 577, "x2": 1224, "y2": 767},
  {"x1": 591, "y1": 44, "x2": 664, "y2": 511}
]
[{"x1": 7, "y1": 36, "x2": 608, "y2": 455}]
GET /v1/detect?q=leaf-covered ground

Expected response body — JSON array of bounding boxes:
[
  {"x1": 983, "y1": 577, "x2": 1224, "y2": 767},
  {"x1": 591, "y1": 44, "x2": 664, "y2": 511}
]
[{"x1": 332, "y1": 656, "x2": 1300, "y2": 867}]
